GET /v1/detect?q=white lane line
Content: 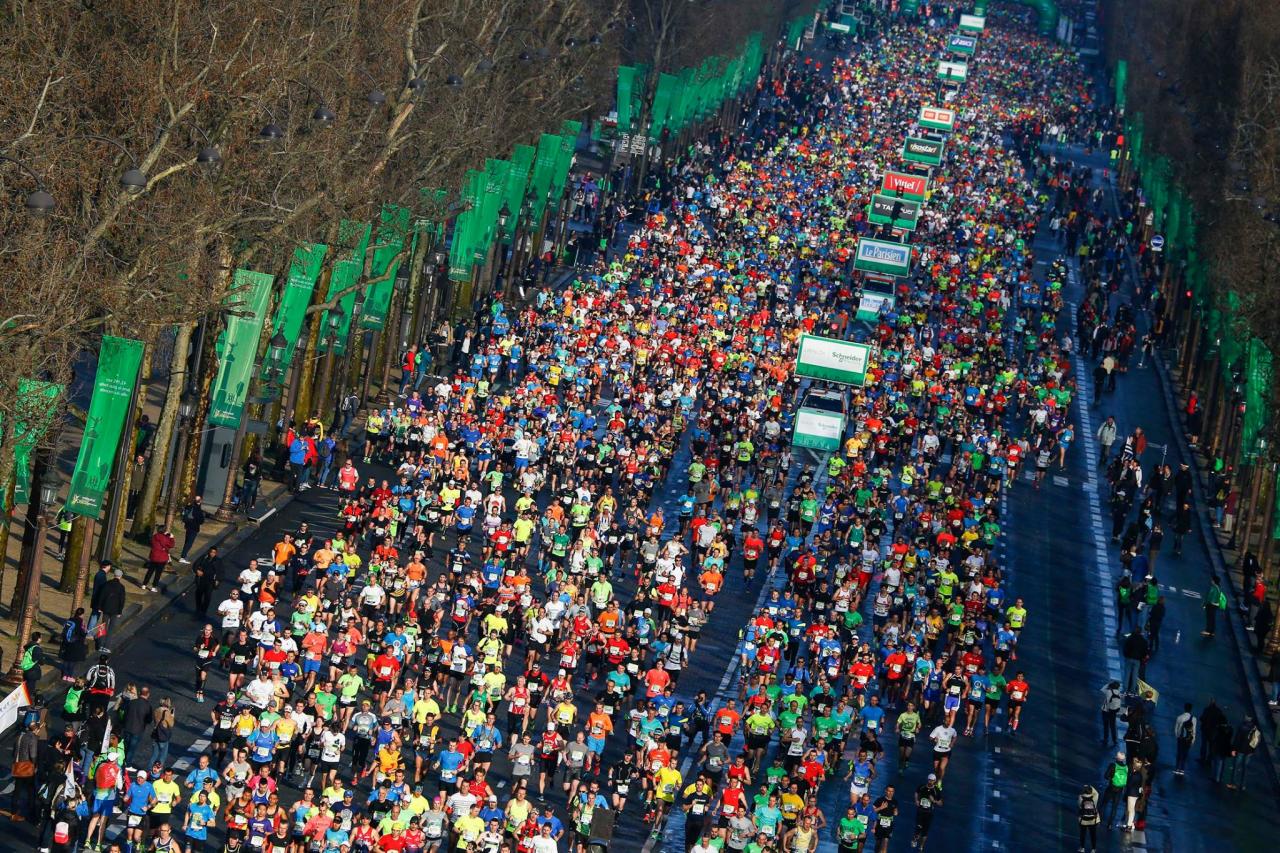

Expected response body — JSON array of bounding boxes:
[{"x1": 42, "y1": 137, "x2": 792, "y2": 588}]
[{"x1": 1069, "y1": 293, "x2": 1124, "y2": 683}]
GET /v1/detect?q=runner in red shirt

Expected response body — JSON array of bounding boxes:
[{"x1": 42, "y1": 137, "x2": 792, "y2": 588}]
[{"x1": 1006, "y1": 671, "x2": 1030, "y2": 732}]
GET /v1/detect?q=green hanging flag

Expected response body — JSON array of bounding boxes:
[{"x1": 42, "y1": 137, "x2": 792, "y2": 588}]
[
  {"x1": 320, "y1": 220, "x2": 372, "y2": 354},
  {"x1": 505, "y1": 145, "x2": 535, "y2": 242},
  {"x1": 650, "y1": 74, "x2": 678, "y2": 140},
  {"x1": 209, "y1": 269, "x2": 274, "y2": 428},
  {"x1": 617, "y1": 65, "x2": 638, "y2": 132},
  {"x1": 10, "y1": 379, "x2": 63, "y2": 508},
  {"x1": 66, "y1": 335, "x2": 145, "y2": 518},
  {"x1": 1115, "y1": 60, "x2": 1128, "y2": 111},
  {"x1": 551, "y1": 124, "x2": 580, "y2": 203},
  {"x1": 362, "y1": 205, "x2": 412, "y2": 331},
  {"x1": 263, "y1": 242, "x2": 327, "y2": 379},
  {"x1": 528, "y1": 134, "x2": 563, "y2": 225}
]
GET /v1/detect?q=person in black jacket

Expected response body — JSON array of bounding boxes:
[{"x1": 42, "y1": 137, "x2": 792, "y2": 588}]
[
  {"x1": 178, "y1": 495, "x2": 206, "y2": 562},
  {"x1": 192, "y1": 547, "x2": 223, "y2": 616},
  {"x1": 57, "y1": 607, "x2": 88, "y2": 681},
  {"x1": 89, "y1": 568, "x2": 126, "y2": 651},
  {"x1": 1120, "y1": 630, "x2": 1148, "y2": 694},
  {"x1": 1198, "y1": 699, "x2": 1226, "y2": 763}
]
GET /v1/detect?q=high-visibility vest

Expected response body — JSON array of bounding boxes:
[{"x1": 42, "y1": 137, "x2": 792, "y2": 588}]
[
  {"x1": 64, "y1": 686, "x2": 83, "y2": 715},
  {"x1": 1111, "y1": 763, "x2": 1128, "y2": 788}
]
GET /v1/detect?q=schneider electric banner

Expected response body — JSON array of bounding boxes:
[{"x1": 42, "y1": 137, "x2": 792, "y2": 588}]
[
  {"x1": 793, "y1": 408, "x2": 845, "y2": 452},
  {"x1": 66, "y1": 335, "x2": 145, "y2": 518},
  {"x1": 959, "y1": 13, "x2": 986, "y2": 32},
  {"x1": 853, "y1": 238, "x2": 913, "y2": 277},
  {"x1": 902, "y1": 137, "x2": 944, "y2": 167},
  {"x1": 795, "y1": 334, "x2": 873, "y2": 386}
]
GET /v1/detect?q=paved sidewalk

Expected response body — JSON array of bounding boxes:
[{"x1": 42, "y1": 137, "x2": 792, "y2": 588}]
[{"x1": 1069, "y1": 147, "x2": 1280, "y2": 795}]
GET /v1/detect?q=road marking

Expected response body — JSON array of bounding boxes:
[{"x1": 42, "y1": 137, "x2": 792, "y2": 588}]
[
  {"x1": 1068, "y1": 296, "x2": 1124, "y2": 684},
  {"x1": 1182, "y1": 589, "x2": 1202, "y2": 599},
  {"x1": 1053, "y1": 475, "x2": 1069, "y2": 487}
]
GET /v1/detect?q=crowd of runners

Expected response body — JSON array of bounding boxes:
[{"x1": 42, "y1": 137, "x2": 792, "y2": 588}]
[{"x1": 13, "y1": 3, "x2": 1207, "y2": 853}]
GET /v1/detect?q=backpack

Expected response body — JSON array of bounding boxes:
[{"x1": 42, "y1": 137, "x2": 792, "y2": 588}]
[
  {"x1": 318, "y1": 437, "x2": 335, "y2": 460},
  {"x1": 94, "y1": 761, "x2": 119, "y2": 790},
  {"x1": 1079, "y1": 795, "x2": 1098, "y2": 821},
  {"x1": 1247, "y1": 726, "x2": 1261, "y2": 750},
  {"x1": 62, "y1": 618, "x2": 79, "y2": 644},
  {"x1": 1178, "y1": 717, "x2": 1194, "y2": 741}
]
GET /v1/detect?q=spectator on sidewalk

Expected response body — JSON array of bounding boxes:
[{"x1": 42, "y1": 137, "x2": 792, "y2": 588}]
[
  {"x1": 18, "y1": 632, "x2": 45, "y2": 698},
  {"x1": 1202, "y1": 575, "x2": 1225, "y2": 638},
  {"x1": 1173, "y1": 703, "x2": 1196, "y2": 776},
  {"x1": 57, "y1": 608, "x2": 88, "y2": 681},
  {"x1": 121, "y1": 684, "x2": 154, "y2": 769},
  {"x1": 338, "y1": 393, "x2": 360, "y2": 438},
  {"x1": 241, "y1": 451, "x2": 264, "y2": 510},
  {"x1": 1096, "y1": 415, "x2": 1117, "y2": 467},
  {"x1": 288, "y1": 433, "x2": 310, "y2": 493},
  {"x1": 89, "y1": 568, "x2": 126, "y2": 651},
  {"x1": 9, "y1": 719, "x2": 40, "y2": 821},
  {"x1": 1253, "y1": 599, "x2": 1274, "y2": 655},
  {"x1": 178, "y1": 496, "x2": 205, "y2": 563},
  {"x1": 1120, "y1": 629, "x2": 1148, "y2": 694},
  {"x1": 125, "y1": 455, "x2": 147, "y2": 519},
  {"x1": 316, "y1": 433, "x2": 337, "y2": 489},
  {"x1": 1226, "y1": 715, "x2": 1260, "y2": 791},
  {"x1": 142, "y1": 525, "x2": 175, "y2": 591},
  {"x1": 192, "y1": 546, "x2": 224, "y2": 616}
]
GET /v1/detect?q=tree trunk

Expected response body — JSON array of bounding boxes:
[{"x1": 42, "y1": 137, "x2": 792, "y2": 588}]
[
  {"x1": 59, "y1": 514, "x2": 88, "y2": 593},
  {"x1": 0, "y1": 475, "x2": 14, "y2": 609},
  {"x1": 9, "y1": 458, "x2": 45, "y2": 612},
  {"x1": 180, "y1": 320, "x2": 219, "y2": 511},
  {"x1": 131, "y1": 321, "x2": 194, "y2": 538},
  {"x1": 294, "y1": 237, "x2": 337, "y2": 424}
]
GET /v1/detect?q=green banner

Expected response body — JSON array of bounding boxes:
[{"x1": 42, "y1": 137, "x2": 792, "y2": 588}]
[
  {"x1": 66, "y1": 335, "x2": 144, "y2": 518},
  {"x1": 11, "y1": 379, "x2": 63, "y2": 507},
  {"x1": 264, "y1": 242, "x2": 327, "y2": 379},
  {"x1": 617, "y1": 65, "x2": 638, "y2": 133},
  {"x1": 362, "y1": 205, "x2": 412, "y2": 331},
  {"x1": 650, "y1": 74, "x2": 678, "y2": 140},
  {"x1": 1115, "y1": 60, "x2": 1128, "y2": 111},
  {"x1": 209, "y1": 269, "x2": 274, "y2": 428},
  {"x1": 552, "y1": 122, "x2": 580, "y2": 201},
  {"x1": 320, "y1": 220, "x2": 372, "y2": 353},
  {"x1": 505, "y1": 145, "x2": 535, "y2": 242},
  {"x1": 527, "y1": 134, "x2": 562, "y2": 226}
]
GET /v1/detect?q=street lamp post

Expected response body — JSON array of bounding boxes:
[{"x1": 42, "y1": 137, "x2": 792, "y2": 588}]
[
  {"x1": 4, "y1": 466, "x2": 61, "y2": 688},
  {"x1": 494, "y1": 202, "x2": 512, "y2": 296},
  {"x1": 162, "y1": 390, "x2": 197, "y2": 530},
  {"x1": 213, "y1": 331, "x2": 286, "y2": 522},
  {"x1": 316, "y1": 306, "x2": 345, "y2": 433}
]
